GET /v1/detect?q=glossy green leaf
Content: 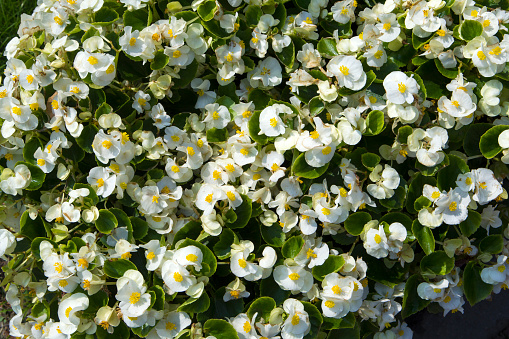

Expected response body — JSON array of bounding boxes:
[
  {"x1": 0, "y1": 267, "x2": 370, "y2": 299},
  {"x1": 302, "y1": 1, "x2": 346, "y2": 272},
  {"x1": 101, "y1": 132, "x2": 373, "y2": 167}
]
[
  {"x1": 95, "y1": 209, "x2": 118, "y2": 234},
  {"x1": 412, "y1": 220, "x2": 435, "y2": 255},
  {"x1": 420, "y1": 250, "x2": 455, "y2": 275},
  {"x1": 344, "y1": 212, "x2": 371, "y2": 236},
  {"x1": 282, "y1": 236, "x2": 304, "y2": 259}
]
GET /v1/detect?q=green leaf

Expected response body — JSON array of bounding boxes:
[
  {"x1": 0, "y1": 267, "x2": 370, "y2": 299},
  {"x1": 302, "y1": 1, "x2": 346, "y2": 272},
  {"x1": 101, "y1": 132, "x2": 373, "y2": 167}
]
[
  {"x1": 246, "y1": 297, "x2": 276, "y2": 322},
  {"x1": 245, "y1": 5, "x2": 262, "y2": 26},
  {"x1": 344, "y1": 212, "x2": 371, "y2": 236},
  {"x1": 197, "y1": 0, "x2": 217, "y2": 21},
  {"x1": 94, "y1": 7, "x2": 119, "y2": 25},
  {"x1": 32, "y1": 302, "x2": 50, "y2": 319},
  {"x1": 309, "y1": 96, "x2": 325, "y2": 116},
  {"x1": 23, "y1": 137, "x2": 43, "y2": 164},
  {"x1": 322, "y1": 312, "x2": 356, "y2": 330},
  {"x1": 31, "y1": 237, "x2": 57, "y2": 260},
  {"x1": 225, "y1": 194, "x2": 252, "y2": 229},
  {"x1": 414, "y1": 196, "x2": 432, "y2": 211},
  {"x1": 412, "y1": 220, "x2": 435, "y2": 255},
  {"x1": 406, "y1": 173, "x2": 437, "y2": 214},
  {"x1": 276, "y1": 40, "x2": 295, "y2": 68},
  {"x1": 76, "y1": 124, "x2": 99, "y2": 153},
  {"x1": 480, "y1": 125, "x2": 509, "y2": 159},
  {"x1": 464, "y1": 123, "x2": 492, "y2": 156},
  {"x1": 94, "y1": 102, "x2": 112, "y2": 120},
  {"x1": 361, "y1": 152, "x2": 381, "y2": 170},
  {"x1": 380, "y1": 185, "x2": 406, "y2": 210},
  {"x1": 95, "y1": 209, "x2": 118, "y2": 234},
  {"x1": 213, "y1": 228, "x2": 237, "y2": 259},
  {"x1": 248, "y1": 110, "x2": 270, "y2": 145},
  {"x1": 398, "y1": 125, "x2": 413, "y2": 144},
  {"x1": 412, "y1": 31, "x2": 432, "y2": 49},
  {"x1": 206, "y1": 128, "x2": 229, "y2": 143},
  {"x1": 151, "y1": 49, "x2": 169, "y2": 70},
  {"x1": 292, "y1": 153, "x2": 330, "y2": 179},
  {"x1": 401, "y1": 274, "x2": 430, "y2": 318},
  {"x1": 16, "y1": 161, "x2": 45, "y2": 191},
  {"x1": 260, "y1": 222, "x2": 285, "y2": 247},
  {"x1": 282, "y1": 236, "x2": 304, "y2": 258},
  {"x1": 437, "y1": 154, "x2": 469, "y2": 191},
  {"x1": 480, "y1": 234, "x2": 504, "y2": 254},
  {"x1": 123, "y1": 8, "x2": 149, "y2": 31},
  {"x1": 312, "y1": 255, "x2": 345, "y2": 281},
  {"x1": 434, "y1": 58, "x2": 458, "y2": 79},
  {"x1": 104, "y1": 259, "x2": 137, "y2": 278},
  {"x1": 178, "y1": 239, "x2": 217, "y2": 277},
  {"x1": 20, "y1": 211, "x2": 50, "y2": 240},
  {"x1": 203, "y1": 319, "x2": 240, "y2": 339},
  {"x1": 173, "y1": 59, "x2": 198, "y2": 88},
  {"x1": 406, "y1": 71, "x2": 427, "y2": 99},
  {"x1": 327, "y1": 322, "x2": 360, "y2": 339},
  {"x1": 379, "y1": 212, "x2": 413, "y2": 232},
  {"x1": 459, "y1": 210, "x2": 482, "y2": 237},
  {"x1": 302, "y1": 301, "x2": 323, "y2": 339},
  {"x1": 260, "y1": 275, "x2": 291, "y2": 305},
  {"x1": 420, "y1": 250, "x2": 455, "y2": 275},
  {"x1": 459, "y1": 20, "x2": 483, "y2": 41},
  {"x1": 173, "y1": 221, "x2": 202, "y2": 244},
  {"x1": 317, "y1": 38, "x2": 339, "y2": 56},
  {"x1": 463, "y1": 261, "x2": 493, "y2": 306},
  {"x1": 178, "y1": 291, "x2": 210, "y2": 313},
  {"x1": 364, "y1": 110, "x2": 385, "y2": 136}
]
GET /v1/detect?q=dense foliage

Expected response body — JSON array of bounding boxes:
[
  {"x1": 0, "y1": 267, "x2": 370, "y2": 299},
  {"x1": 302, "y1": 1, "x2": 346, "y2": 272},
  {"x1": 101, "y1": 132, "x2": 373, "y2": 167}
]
[{"x1": 2, "y1": 0, "x2": 509, "y2": 338}]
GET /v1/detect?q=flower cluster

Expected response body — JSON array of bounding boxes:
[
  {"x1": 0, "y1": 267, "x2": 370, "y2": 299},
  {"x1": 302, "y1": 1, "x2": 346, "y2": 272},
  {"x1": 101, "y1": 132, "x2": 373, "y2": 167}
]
[{"x1": 1, "y1": 0, "x2": 509, "y2": 338}]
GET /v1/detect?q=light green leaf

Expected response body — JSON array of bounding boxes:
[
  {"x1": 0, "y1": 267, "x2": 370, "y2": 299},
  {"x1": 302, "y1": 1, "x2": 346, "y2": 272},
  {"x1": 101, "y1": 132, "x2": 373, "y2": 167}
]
[
  {"x1": 95, "y1": 209, "x2": 118, "y2": 234},
  {"x1": 420, "y1": 250, "x2": 455, "y2": 275},
  {"x1": 282, "y1": 236, "x2": 305, "y2": 259}
]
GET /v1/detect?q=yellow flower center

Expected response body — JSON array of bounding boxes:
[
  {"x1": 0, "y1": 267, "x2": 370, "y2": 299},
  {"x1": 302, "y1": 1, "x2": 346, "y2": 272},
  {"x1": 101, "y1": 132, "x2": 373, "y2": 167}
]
[
  {"x1": 65, "y1": 306, "x2": 72, "y2": 318},
  {"x1": 238, "y1": 258, "x2": 247, "y2": 268},
  {"x1": 325, "y1": 300, "x2": 335, "y2": 308},
  {"x1": 398, "y1": 82, "x2": 406, "y2": 93},
  {"x1": 173, "y1": 272, "x2": 183, "y2": 282},
  {"x1": 310, "y1": 131, "x2": 319, "y2": 139},
  {"x1": 483, "y1": 19, "x2": 490, "y2": 28},
  {"x1": 171, "y1": 165, "x2": 180, "y2": 173},
  {"x1": 465, "y1": 177, "x2": 472, "y2": 185},
  {"x1": 322, "y1": 207, "x2": 331, "y2": 215},
  {"x1": 173, "y1": 50, "x2": 181, "y2": 58},
  {"x1": 152, "y1": 33, "x2": 160, "y2": 41},
  {"x1": 477, "y1": 50, "x2": 486, "y2": 60},
  {"x1": 152, "y1": 195, "x2": 159, "y2": 203},
  {"x1": 490, "y1": 47, "x2": 502, "y2": 55},
  {"x1": 102, "y1": 140, "x2": 113, "y2": 149},
  {"x1": 186, "y1": 254, "x2": 198, "y2": 262},
  {"x1": 230, "y1": 290, "x2": 240, "y2": 298},
  {"x1": 449, "y1": 201, "x2": 457, "y2": 211},
  {"x1": 11, "y1": 107, "x2": 22, "y2": 115},
  {"x1": 54, "y1": 16, "x2": 63, "y2": 25},
  {"x1": 498, "y1": 265, "x2": 506, "y2": 273},
  {"x1": 289, "y1": 273, "x2": 300, "y2": 281},
  {"x1": 374, "y1": 50, "x2": 384, "y2": 59},
  {"x1": 451, "y1": 100, "x2": 459, "y2": 107},
  {"x1": 240, "y1": 148, "x2": 249, "y2": 156},
  {"x1": 437, "y1": 29, "x2": 446, "y2": 36},
  {"x1": 205, "y1": 193, "x2": 213, "y2": 203},
  {"x1": 243, "y1": 321, "x2": 251, "y2": 332},
  {"x1": 332, "y1": 285, "x2": 342, "y2": 294},
  {"x1": 242, "y1": 110, "x2": 252, "y2": 118},
  {"x1": 129, "y1": 37, "x2": 136, "y2": 46},
  {"x1": 121, "y1": 252, "x2": 132, "y2": 259},
  {"x1": 431, "y1": 191, "x2": 440, "y2": 199},
  {"x1": 374, "y1": 234, "x2": 382, "y2": 244},
  {"x1": 88, "y1": 56, "x2": 98, "y2": 65},
  {"x1": 227, "y1": 191, "x2": 236, "y2": 200},
  {"x1": 37, "y1": 159, "x2": 46, "y2": 166},
  {"x1": 96, "y1": 178, "x2": 104, "y2": 188},
  {"x1": 166, "y1": 322, "x2": 176, "y2": 331},
  {"x1": 306, "y1": 248, "x2": 317, "y2": 259},
  {"x1": 433, "y1": 288, "x2": 441, "y2": 293},
  {"x1": 322, "y1": 146, "x2": 332, "y2": 155},
  {"x1": 78, "y1": 258, "x2": 88, "y2": 268},
  {"x1": 54, "y1": 262, "x2": 63, "y2": 273},
  {"x1": 339, "y1": 65, "x2": 349, "y2": 76},
  {"x1": 383, "y1": 23, "x2": 391, "y2": 30},
  {"x1": 270, "y1": 117, "x2": 278, "y2": 127},
  {"x1": 187, "y1": 146, "x2": 195, "y2": 156},
  {"x1": 59, "y1": 279, "x2": 68, "y2": 287},
  {"x1": 291, "y1": 315, "x2": 300, "y2": 325}
]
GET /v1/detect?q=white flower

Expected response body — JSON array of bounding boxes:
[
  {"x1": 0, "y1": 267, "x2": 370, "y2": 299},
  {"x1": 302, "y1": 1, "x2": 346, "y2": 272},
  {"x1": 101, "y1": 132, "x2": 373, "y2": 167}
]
[
  {"x1": 481, "y1": 255, "x2": 508, "y2": 285},
  {"x1": 116, "y1": 270, "x2": 151, "y2": 318},
  {"x1": 273, "y1": 264, "x2": 313, "y2": 293},
  {"x1": 327, "y1": 55, "x2": 367, "y2": 91},
  {"x1": 417, "y1": 279, "x2": 449, "y2": 300},
  {"x1": 174, "y1": 245, "x2": 203, "y2": 272},
  {"x1": 435, "y1": 188, "x2": 471, "y2": 225},
  {"x1": 282, "y1": 299, "x2": 310, "y2": 339},
  {"x1": 383, "y1": 71, "x2": 420, "y2": 105},
  {"x1": 376, "y1": 14, "x2": 400, "y2": 42},
  {"x1": 471, "y1": 168, "x2": 503, "y2": 205},
  {"x1": 364, "y1": 225, "x2": 389, "y2": 259},
  {"x1": 57, "y1": 293, "x2": 89, "y2": 334},
  {"x1": 251, "y1": 57, "x2": 282, "y2": 87},
  {"x1": 161, "y1": 260, "x2": 196, "y2": 293},
  {"x1": 367, "y1": 164, "x2": 400, "y2": 200},
  {"x1": 230, "y1": 313, "x2": 257, "y2": 339},
  {"x1": 203, "y1": 103, "x2": 231, "y2": 130},
  {"x1": 154, "y1": 311, "x2": 192, "y2": 339}
]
